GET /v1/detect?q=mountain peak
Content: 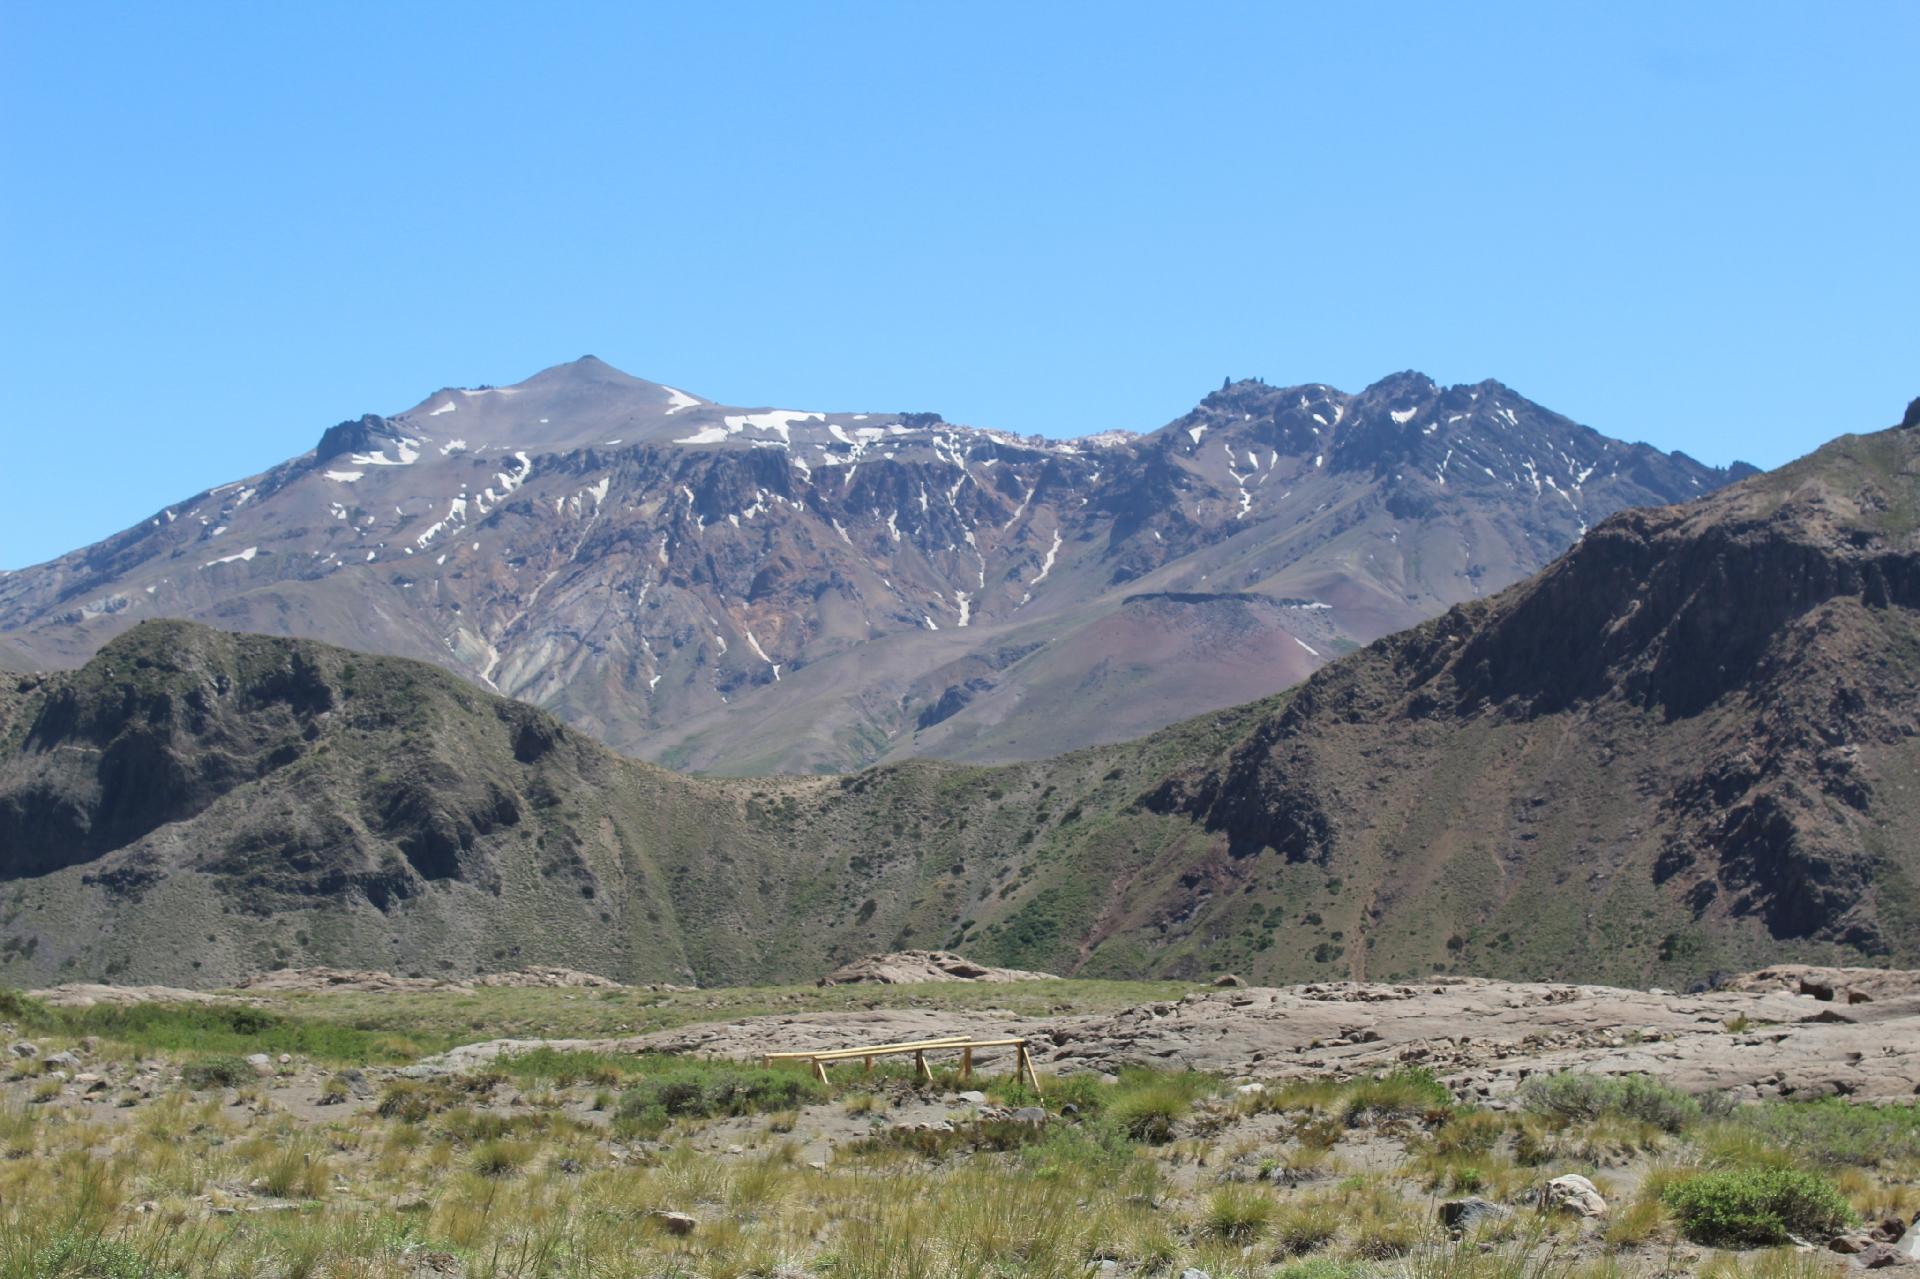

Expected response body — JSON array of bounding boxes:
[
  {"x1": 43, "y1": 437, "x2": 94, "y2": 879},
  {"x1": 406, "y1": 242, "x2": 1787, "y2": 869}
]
[
  {"x1": 518, "y1": 354, "x2": 651, "y2": 388},
  {"x1": 1361, "y1": 370, "x2": 1439, "y2": 397}
]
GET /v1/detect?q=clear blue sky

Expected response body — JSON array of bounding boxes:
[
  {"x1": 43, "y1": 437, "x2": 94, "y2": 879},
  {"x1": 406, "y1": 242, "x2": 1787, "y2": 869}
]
[{"x1": 3, "y1": 2, "x2": 1915, "y2": 569}]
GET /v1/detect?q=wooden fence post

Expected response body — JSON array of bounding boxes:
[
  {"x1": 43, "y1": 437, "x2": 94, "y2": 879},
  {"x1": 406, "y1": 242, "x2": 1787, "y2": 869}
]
[{"x1": 1017, "y1": 1043, "x2": 1042, "y2": 1095}]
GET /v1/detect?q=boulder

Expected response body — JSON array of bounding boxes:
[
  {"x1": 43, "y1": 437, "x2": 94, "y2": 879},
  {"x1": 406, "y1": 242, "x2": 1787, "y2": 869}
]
[
  {"x1": 42, "y1": 1051, "x2": 80, "y2": 1071},
  {"x1": 1440, "y1": 1197, "x2": 1512, "y2": 1231},
  {"x1": 1541, "y1": 1174, "x2": 1608, "y2": 1218},
  {"x1": 245, "y1": 1053, "x2": 273, "y2": 1078},
  {"x1": 7, "y1": 1042, "x2": 36, "y2": 1059},
  {"x1": 1213, "y1": 974, "x2": 1246, "y2": 988},
  {"x1": 1856, "y1": 1243, "x2": 1917, "y2": 1269}
]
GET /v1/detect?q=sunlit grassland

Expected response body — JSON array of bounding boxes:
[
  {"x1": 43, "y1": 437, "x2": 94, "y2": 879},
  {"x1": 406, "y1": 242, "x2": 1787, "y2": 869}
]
[{"x1": 0, "y1": 983, "x2": 1914, "y2": 1278}]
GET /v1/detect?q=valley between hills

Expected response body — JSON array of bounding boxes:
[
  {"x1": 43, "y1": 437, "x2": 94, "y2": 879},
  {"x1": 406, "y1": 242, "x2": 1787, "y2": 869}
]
[{"x1": 3, "y1": 404, "x2": 1918, "y2": 993}]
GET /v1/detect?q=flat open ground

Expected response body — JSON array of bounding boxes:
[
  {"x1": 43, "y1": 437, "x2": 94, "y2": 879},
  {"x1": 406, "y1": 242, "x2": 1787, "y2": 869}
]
[{"x1": 3, "y1": 967, "x2": 1917, "y2": 1277}]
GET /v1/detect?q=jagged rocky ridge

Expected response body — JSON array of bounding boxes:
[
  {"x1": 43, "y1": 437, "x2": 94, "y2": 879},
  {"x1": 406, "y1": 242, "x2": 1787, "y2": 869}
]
[
  {"x1": 0, "y1": 359, "x2": 1748, "y2": 772},
  {"x1": 0, "y1": 408, "x2": 1913, "y2": 990}
]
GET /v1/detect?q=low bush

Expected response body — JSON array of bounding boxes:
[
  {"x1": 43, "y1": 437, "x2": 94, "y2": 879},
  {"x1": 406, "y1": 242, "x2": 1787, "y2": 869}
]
[
  {"x1": 30, "y1": 1231, "x2": 185, "y2": 1279},
  {"x1": 1518, "y1": 1072, "x2": 1704, "y2": 1133},
  {"x1": 1662, "y1": 1168, "x2": 1856, "y2": 1247},
  {"x1": 1101, "y1": 1068, "x2": 1214, "y2": 1143},
  {"x1": 613, "y1": 1061, "x2": 825, "y2": 1139},
  {"x1": 1731, "y1": 1099, "x2": 1920, "y2": 1168},
  {"x1": 1204, "y1": 1184, "x2": 1275, "y2": 1241},
  {"x1": 375, "y1": 1080, "x2": 451, "y2": 1122},
  {"x1": 471, "y1": 1138, "x2": 532, "y2": 1177},
  {"x1": 497, "y1": 1047, "x2": 625, "y2": 1088},
  {"x1": 1272, "y1": 1200, "x2": 1341, "y2": 1255},
  {"x1": 254, "y1": 1144, "x2": 331, "y2": 1199},
  {"x1": 1108, "y1": 1084, "x2": 1188, "y2": 1143},
  {"x1": 855, "y1": 1114, "x2": 1054, "y2": 1158},
  {"x1": 180, "y1": 1055, "x2": 254, "y2": 1090}
]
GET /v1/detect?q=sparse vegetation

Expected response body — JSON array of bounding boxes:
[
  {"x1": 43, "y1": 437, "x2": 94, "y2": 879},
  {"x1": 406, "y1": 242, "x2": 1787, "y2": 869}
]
[
  {"x1": 0, "y1": 978, "x2": 1910, "y2": 1277},
  {"x1": 1518, "y1": 1071, "x2": 1710, "y2": 1133}
]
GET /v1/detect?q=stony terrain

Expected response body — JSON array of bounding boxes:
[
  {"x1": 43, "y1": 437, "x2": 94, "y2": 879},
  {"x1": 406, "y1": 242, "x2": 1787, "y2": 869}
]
[
  {"x1": 426, "y1": 966, "x2": 1920, "y2": 1104},
  {"x1": 1, "y1": 974, "x2": 1916, "y2": 1278},
  {"x1": 0, "y1": 357, "x2": 1747, "y2": 772}
]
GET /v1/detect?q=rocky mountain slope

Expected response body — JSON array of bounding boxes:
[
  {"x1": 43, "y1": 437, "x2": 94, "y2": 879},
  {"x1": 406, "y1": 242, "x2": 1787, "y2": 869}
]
[
  {"x1": 1145, "y1": 418, "x2": 1920, "y2": 982},
  {"x1": 0, "y1": 358, "x2": 1747, "y2": 772},
  {"x1": 1, "y1": 405, "x2": 1914, "y2": 992}
]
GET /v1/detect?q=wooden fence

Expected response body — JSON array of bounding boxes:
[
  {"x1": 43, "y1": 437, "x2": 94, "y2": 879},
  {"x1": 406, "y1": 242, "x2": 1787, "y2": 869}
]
[{"x1": 762, "y1": 1035, "x2": 1042, "y2": 1093}]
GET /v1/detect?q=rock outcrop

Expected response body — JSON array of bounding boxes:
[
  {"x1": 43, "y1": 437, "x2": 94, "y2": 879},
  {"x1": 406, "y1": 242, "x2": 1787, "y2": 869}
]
[
  {"x1": 416, "y1": 969, "x2": 1920, "y2": 1103},
  {"x1": 816, "y1": 951, "x2": 1058, "y2": 986}
]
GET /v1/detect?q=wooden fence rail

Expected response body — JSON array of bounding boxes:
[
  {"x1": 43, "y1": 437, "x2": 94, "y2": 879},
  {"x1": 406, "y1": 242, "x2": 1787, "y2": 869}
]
[{"x1": 762, "y1": 1035, "x2": 1042, "y2": 1093}]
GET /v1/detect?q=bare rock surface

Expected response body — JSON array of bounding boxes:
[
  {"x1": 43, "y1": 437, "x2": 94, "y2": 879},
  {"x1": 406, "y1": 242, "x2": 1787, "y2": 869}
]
[
  {"x1": 415, "y1": 1009, "x2": 1025, "y2": 1075},
  {"x1": 1045, "y1": 977, "x2": 1920, "y2": 1100},
  {"x1": 1718, "y1": 965, "x2": 1920, "y2": 1005},
  {"x1": 235, "y1": 966, "x2": 626, "y2": 994},
  {"x1": 414, "y1": 972, "x2": 1920, "y2": 1101},
  {"x1": 815, "y1": 950, "x2": 1058, "y2": 987},
  {"x1": 27, "y1": 983, "x2": 263, "y2": 1009}
]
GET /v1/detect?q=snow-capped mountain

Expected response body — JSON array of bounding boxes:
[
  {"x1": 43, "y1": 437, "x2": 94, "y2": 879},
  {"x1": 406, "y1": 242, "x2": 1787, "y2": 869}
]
[{"x1": 0, "y1": 357, "x2": 1751, "y2": 771}]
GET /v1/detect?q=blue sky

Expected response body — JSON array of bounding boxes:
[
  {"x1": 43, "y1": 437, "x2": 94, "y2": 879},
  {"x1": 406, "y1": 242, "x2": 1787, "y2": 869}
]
[{"x1": 2, "y1": 2, "x2": 1915, "y2": 569}]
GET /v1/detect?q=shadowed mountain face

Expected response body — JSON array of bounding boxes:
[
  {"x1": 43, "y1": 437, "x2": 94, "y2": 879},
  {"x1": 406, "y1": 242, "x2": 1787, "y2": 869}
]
[
  {"x1": 0, "y1": 412, "x2": 1914, "y2": 990},
  {"x1": 0, "y1": 359, "x2": 1748, "y2": 773}
]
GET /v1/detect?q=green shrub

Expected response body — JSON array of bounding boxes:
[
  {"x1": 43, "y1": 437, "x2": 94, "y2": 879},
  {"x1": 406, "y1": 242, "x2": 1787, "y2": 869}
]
[
  {"x1": 471, "y1": 1138, "x2": 531, "y2": 1177},
  {"x1": 615, "y1": 1062, "x2": 825, "y2": 1127},
  {"x1": 0, "y1": 988, "x2": 40, "y2": 1022},
  {"x1": 855, "y1": 1114, "x2": 1054, "y2": 1158},
  {"x1": 1273, "y1": 1200, "x2": 1341, "y2": 1255},
  {"x1": 1343, "y1": 1067, "x2": 1454, "y2": 1121},
  {"x1": 1518, "y1": 1072, "x2": 1703, "y2": 1133},
  {"x1": 180, "y1": 1055, "x2": 253, "y2": 1090},
  {"x1": 1732, "y1": 1099, "x2": 1920, "y2": 1167},
  {"x1": 1107, "y1": 1085, "x2": 1188, "y2": 1143},
  {"x1": 1205, "y1": 1185, "x2": 1275, "y2": 1241},
  {"x1": 498, "y1": 1047, "x2": 624, "y2": 1088},
  {"x1": 375, "y1": 1080, "x2": 449, "y2": 1122},
  {"x1": 1272, "y1": 1262, "x2": 1367, "y2": 1279},
  {"x1": 1662, "y1": 1168, "x2": 1856, "y2": 1246},
  {"x1": 31, "y1": 1231, "x2": 184, "y2": 1279},
  {"x1": 1425, "y1": 1108, "x2": 1504, "y2": 1156}
]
